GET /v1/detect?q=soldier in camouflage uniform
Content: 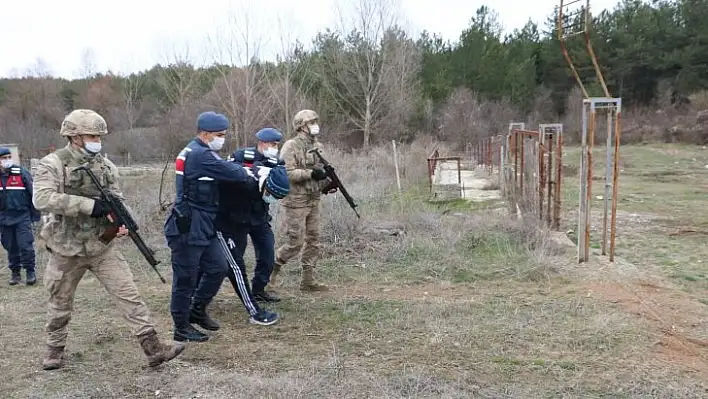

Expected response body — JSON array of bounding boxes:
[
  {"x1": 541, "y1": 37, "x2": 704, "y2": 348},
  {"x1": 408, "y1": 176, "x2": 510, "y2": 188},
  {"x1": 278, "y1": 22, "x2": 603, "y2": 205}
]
[
  {"x1": 32, "y1": 109, "x2": 185, "y2": 370},
  {"x1": 272, "y1": 110, "x2": 336, "y2": 291}
]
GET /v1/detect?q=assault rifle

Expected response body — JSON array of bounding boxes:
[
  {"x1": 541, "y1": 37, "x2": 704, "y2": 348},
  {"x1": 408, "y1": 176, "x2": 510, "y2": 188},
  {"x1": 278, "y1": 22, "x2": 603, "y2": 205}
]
[
  {"x1": 307, "y1": 148, "x2": 360, "y2": 218},
  {"x1": 75, "y1": 165, "x2": 167, "y2": 283}
]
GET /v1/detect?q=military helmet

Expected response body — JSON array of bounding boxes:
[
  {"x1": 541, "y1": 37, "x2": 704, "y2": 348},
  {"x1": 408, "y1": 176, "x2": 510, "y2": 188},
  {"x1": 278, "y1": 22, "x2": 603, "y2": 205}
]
[
  {"x1": 60, "y1": 109, "x2": 109, "y2": 137},
  {"x1": 292, "y1": 109, "x2": 319, "y2": 132}
]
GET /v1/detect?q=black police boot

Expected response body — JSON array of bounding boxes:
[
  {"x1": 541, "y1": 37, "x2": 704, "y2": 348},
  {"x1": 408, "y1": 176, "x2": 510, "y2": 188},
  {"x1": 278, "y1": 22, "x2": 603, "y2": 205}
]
[
  {"x1": 25, "y1": 270, "x2": 37, "y2": 285},
  {"x1": 9, "y1": 270, "x2": 21, "y2": 285},
  {"x1": 253, "y1": 290, "x2": 281, "y2": 303},
  {"x1": 189, "y1": 303, "x2": 220, "y2": 331},
  {"x1": 173, "y1": 324, "x2": 209, "y2": 343}
]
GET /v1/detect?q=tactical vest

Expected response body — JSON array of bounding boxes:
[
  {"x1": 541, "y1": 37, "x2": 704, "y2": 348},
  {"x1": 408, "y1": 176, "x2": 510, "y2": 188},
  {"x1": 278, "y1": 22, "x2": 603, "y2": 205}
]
[
  {"x1": 41, "y1": 147, "x2": 116, "y2": 257},
  {"x1": 0, "y1": 166, "x2": 29, "y2": 212},
  {"x1": 279, "y1": 134, "x2": 326, "y2": 208},
  {"x1": 54, "y1": 147, "x2": 115, "y2": 200},
  {"x1": 174, "y1": 142, "x2": 219, "y2": 212}
]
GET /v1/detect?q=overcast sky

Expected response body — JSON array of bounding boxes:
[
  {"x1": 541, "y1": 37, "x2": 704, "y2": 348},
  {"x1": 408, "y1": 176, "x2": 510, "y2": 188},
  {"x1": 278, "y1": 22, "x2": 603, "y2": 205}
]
[{"x1": 0, "y1": 0, "x2": 621, "y2": 79}]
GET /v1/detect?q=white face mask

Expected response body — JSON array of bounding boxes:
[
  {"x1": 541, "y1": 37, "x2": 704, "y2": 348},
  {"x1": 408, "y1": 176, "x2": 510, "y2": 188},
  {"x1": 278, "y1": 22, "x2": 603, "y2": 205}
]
[
  {"x1": 84, "y1": 141, "x2": 102, "y2": 154},
  {"x1": 209, "y1": 136, "x2": 225, "y2": 151},
  {"x1": 263, "y1": 147, "x2": 278, "y2": 158},
  {"x1": 0, "y1": 159, "x2": 12, "y2": 169},
  {"x1": 309, "y1": 124, "x2": 320, "y2": 135},
  {"x1": 263, "y1": 193, "x2": 278, "y2": 204}
]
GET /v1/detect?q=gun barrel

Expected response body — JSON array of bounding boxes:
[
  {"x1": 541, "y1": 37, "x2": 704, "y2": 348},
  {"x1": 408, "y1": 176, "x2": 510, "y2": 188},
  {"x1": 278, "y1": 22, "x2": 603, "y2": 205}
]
[{"x1": 310, "y1": 151, "x2": 360, "y2": 218}]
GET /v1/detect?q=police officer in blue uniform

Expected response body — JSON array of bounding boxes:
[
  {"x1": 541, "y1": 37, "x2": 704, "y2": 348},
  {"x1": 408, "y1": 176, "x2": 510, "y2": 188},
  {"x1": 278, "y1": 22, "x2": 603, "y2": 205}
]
[
  {"x1": 213, "y1": 163, "x2": 290, "y2": 326},
  {"x1": 164, "y1": 111, "x2": 259, "y2": 343},
  {"x1": 0, "y1": 147, "x2": 40, "y2": 285},
  {"x1": 229, "y1": 128, "x2": 286, "y2": 302}
]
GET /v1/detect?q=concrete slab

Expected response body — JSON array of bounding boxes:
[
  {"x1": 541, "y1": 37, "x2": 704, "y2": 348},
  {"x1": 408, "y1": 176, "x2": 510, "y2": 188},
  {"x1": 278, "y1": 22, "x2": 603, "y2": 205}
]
[
  {"x1": 432, "y1": 160, "x2": 502, "y2": 202},
  {"x1": 462, "y1": 187, "x2": 502, "y2": 201}
]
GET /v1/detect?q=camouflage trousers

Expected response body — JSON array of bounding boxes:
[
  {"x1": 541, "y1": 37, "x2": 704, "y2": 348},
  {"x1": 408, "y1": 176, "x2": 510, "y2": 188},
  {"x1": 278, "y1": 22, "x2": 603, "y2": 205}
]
[
  {"x1": 43, "y1": 246, "x2": 155, "y2": 347},
  {"x1": 275, "y1": 201, "x2": 321, "y2": 269}
]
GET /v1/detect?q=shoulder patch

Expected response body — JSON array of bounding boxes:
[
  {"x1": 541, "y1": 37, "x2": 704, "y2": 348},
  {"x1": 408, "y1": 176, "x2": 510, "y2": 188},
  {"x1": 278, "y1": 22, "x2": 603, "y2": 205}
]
[
  {"x1": 175, "y1": 147, "x2": 192, "y2": 175},
  {"x1": 210, "y1": 151, "x2": 223, "y2": 160}
]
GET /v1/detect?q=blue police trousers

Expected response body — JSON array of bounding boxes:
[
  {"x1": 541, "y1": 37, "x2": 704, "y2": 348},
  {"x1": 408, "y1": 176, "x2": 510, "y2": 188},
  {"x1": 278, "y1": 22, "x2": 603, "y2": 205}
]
[
  {"x1": 0, "y1": 222, "x2": 35, "y2": 272},
  {"x1": 167, "y1": 235, "x2": 228, "y2": 327}
]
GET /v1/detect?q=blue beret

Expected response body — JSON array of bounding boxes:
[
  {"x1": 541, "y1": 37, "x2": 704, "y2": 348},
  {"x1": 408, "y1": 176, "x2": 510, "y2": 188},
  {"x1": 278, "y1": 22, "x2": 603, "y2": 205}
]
[
  {"x1": 0, "y1": 147, "x2": 10, "y2": 157},
  {"x1": 255, "y1": 128, "x2": 283, "y2": 142},
  {"x1": 197, "y1": 111, "x2": 229, "y2": 132},
  {"x1": 265, "y1": 166, "x2": 290, "y2": 199}
]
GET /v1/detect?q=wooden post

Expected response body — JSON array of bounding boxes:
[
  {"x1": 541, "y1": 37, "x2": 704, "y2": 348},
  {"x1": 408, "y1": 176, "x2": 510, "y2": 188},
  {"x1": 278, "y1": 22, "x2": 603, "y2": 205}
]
[{"x1": 392, "y1": 140, "x2": 402, "y2": 193}]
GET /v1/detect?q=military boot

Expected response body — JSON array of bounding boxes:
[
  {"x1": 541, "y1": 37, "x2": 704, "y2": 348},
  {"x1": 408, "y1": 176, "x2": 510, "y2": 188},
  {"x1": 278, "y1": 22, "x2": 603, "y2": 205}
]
[
  {"x1": 42, "y1": 345, "x2": 65, "y2": 370},
  {"x1": 173, "y1": 324, "x2": 209, "y2": 343},
  {"x1": 138, "y1": 329, "x2": 185, "y2": 367},
  {"x1": 300, "y1": 267, "x2": 328, "y2": 292},
  {"x1": 269, "y1": 261, "x2": 283, "y2": 287},
  {"x1": 25, "y1": 269, "x2": 37, "y2": 285},
  {"x1": 189, "y1": 303, "x2": 220, "y2": 331},
  {"x1": 9, "y1": 270, "x2": 20, "y2": 286}
]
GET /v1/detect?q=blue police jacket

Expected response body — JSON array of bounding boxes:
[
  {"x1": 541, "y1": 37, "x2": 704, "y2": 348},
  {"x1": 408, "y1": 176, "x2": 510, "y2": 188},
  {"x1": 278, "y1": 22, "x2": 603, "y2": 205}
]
[
  {"x1": 164, "y1": 138, "x2": 255, "y2": 245},
  {"x1": 0, "y1": 164, "x2": 41, "y2": 226},
  {"x1": 216, "y1": 147, "x2": 284, "y2": 232}
]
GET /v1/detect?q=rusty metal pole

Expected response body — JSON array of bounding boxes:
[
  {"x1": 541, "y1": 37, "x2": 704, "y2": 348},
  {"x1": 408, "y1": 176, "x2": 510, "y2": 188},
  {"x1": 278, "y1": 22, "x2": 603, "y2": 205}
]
[
  {"x1": 546, "y1": 132, "x2": 554, "y2": 225},
  {"x1": 519, "y1": 134, "x2": 525, "y2": 198},
  {"x1": 601, "y1": 109, "x2": 612, "y2": 255},
  {"x1": 539, "y1": 132, "x2": 546, "y2": 221},
  {"x1": 585, "y1": 108, "x2": 596, "y2": 262},
  {"x1": 578, "y1": 100, "x2": 589, "y2": 262},
  {"x1": 554, "y1": 130, "x2": 563, "y2": 231},
  {"x1": 475, "y1": 142, "x2": 480, "y2": 166},
  {"x1": 427, "y1": 158, "x2": 433, "y2": 192},
  {"x1": 514, "y1": 131, "x2": 519, "y2": 185},
  {"x1": 610, "y1": 105, "x2": 622, "y2": 261},
  {"x1": 487, "y1": 137, "x2": 492, "y2": 173}
]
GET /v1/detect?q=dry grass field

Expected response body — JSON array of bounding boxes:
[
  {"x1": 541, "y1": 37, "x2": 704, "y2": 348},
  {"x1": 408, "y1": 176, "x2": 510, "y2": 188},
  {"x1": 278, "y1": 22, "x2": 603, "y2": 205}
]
[{"x1": 2, "y1": 138, "x2": 708, "y2": 398}]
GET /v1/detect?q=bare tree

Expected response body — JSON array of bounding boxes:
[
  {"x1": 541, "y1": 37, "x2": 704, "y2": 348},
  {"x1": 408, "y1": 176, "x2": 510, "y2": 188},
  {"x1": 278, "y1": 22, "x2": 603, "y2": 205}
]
[
  {"x1": 320, "y1": 0, "x2": 404, "y2": 147},
  {"x1": 154, "y1": 40, "x2": 206, "y2": 155},
  {"x1": 156, "y1": 41, "x2": 204, "y2": 112},
  {"x1": 263, "y1": 14, "x2": 314, "y2": 136},
  {"x1": 77, "y1": 47, "x2": 98, "y2": 79},
  {"x1": 376, "y1": 28, "x2": 421, "y2": 141},
  {"x1": 120, "y1": 70, "x2": 146, "y2": 130},
  {"x1": 1, "y1": 59, "x2": 66, "y2": 154},
  {"x1": 206, "y1": 4, "x2": 271, "y2": 148},
  {"x1": 25, "y1": 58, "x2": 53, "y2": 78}
]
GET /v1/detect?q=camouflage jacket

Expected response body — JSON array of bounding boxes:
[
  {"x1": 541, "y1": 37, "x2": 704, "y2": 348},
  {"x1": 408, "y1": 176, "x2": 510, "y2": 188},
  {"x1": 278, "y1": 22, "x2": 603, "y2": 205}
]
[
  {"x1": 279, "y1": 132, "x2": 331, "y2": 208},
  {"x1": 33, "y1": 143, "x2": 126, "y2": 257}
]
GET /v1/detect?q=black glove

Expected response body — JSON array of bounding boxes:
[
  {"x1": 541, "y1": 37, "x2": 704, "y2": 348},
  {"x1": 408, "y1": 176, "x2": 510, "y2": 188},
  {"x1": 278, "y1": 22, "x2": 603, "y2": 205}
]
[
  {"x1": 90, "y1": 199, "x2": 111, "y2": 218},
  {"x1": 310, "y1": 167, "x2": 327, "y2": 181},
  {"x1": 321, "y1": 181, "x2": 338, "y2": 194}
]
